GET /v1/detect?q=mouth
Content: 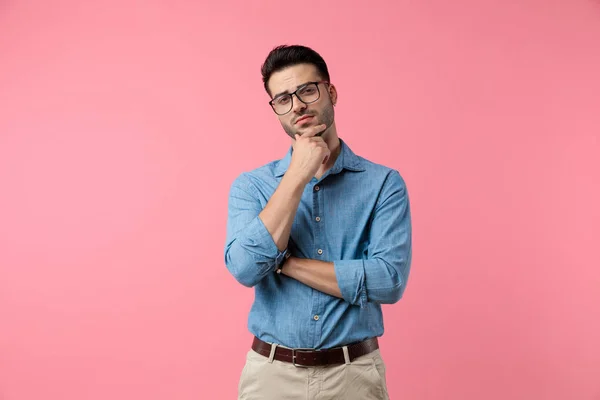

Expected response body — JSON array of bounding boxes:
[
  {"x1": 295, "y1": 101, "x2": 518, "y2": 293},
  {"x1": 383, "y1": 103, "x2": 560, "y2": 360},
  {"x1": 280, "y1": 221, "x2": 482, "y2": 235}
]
[{"x1": 295, "y1": 115, "x2": 314, "y2": 125}]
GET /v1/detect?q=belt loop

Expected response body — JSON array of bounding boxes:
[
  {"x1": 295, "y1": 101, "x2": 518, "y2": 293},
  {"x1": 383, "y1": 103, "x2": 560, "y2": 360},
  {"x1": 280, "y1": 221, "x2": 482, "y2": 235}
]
[
  {"x1": 268, "y1": 343, "x2": 278, "y2": 363},
  {"x1": 342, "y1": 346, "x2": 351, "y2": 365}
]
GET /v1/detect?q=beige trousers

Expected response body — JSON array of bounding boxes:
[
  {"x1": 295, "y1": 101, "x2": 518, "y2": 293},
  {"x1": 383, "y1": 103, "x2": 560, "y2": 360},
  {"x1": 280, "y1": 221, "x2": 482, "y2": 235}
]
[{"x1": 238, "y1": 347, "x2": 390, "y2": 400}]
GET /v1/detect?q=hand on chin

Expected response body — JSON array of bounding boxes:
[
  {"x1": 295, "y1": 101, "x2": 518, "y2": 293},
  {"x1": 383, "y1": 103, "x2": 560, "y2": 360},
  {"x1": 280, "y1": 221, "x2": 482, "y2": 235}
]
[{"x1": 297, "y1": 123, "x2": 325, "y2": 137}]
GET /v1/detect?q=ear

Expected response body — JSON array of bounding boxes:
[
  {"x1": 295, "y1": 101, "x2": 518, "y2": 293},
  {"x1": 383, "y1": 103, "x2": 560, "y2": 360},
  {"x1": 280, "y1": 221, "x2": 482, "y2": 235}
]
[{"x1": 328, "y1": 84, "x2": 338, "y2": 106}]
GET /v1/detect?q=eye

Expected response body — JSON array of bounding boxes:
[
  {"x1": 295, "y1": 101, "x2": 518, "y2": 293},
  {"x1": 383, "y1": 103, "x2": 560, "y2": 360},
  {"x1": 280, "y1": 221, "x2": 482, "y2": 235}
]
[
  {"x1": 299, "y1": 86, "x2": 317, "y2": 95},
  {"x1": 275, "y1": 95, "x2": 291, "y2": 105}
]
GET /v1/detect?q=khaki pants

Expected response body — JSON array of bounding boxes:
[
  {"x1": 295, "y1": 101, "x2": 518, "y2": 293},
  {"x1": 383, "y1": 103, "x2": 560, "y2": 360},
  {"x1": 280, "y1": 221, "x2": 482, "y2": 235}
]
[{"x1": 238, "y1": 347, "x2": 390, "y2": 400}]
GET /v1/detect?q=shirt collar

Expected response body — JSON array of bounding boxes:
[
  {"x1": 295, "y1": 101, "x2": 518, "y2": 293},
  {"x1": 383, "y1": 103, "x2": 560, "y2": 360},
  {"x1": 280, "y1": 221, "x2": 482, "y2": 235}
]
[{"x1": 274, "y1": 138, "x2": 365, "y2": 178}]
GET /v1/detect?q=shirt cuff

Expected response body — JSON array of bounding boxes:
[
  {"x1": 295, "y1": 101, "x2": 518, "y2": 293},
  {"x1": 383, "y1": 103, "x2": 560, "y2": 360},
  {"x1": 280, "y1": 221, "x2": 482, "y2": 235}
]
[
  {"x1": 333, "y1": 259, "x2": 368, "y2": 308},
  {"x1": 248, "y1": 215, "x2": 289, "y2": 273}
]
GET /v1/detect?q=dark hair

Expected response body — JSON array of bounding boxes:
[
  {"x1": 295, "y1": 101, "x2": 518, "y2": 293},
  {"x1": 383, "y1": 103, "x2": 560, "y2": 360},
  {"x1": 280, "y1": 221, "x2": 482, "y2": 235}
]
[{"x1": 261, "y1": 45, "x2": 330, "y2": 97}]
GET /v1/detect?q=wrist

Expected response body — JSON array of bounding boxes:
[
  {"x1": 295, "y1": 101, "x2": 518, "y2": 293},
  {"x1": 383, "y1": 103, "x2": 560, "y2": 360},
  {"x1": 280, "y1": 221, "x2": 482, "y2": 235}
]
[
  {"x1": 282, "y1": 168, "x2": 309, "y2": 188},
  {"x1": 275, "y1": 252, "x2": 292, "y2": 275},
  {"x1": 279, "y1": 255, "x2": 295, "y2": 276}
]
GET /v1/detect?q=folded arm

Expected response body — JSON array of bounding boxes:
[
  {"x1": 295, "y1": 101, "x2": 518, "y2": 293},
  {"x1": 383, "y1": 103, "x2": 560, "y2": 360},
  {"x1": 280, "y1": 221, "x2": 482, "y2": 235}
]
[
  {"x1": 224, "y1": 172, "x2": 305, "y2": 287},
  {"x1": 283, "y1": 171, "x2": 412, "y2": 307}
]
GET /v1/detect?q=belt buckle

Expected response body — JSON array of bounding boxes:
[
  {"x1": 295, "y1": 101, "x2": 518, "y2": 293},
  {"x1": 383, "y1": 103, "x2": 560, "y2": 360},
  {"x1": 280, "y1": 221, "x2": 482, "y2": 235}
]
[{"x1": 291, "y1": 348, "x2": 314, "y2": 368}]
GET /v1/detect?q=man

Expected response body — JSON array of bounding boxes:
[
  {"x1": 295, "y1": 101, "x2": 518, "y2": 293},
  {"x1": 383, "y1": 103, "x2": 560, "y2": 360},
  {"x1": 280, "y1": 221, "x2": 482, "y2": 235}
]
[{"x1": 224, "y1": 44, "x2": 412, "y2": 400}]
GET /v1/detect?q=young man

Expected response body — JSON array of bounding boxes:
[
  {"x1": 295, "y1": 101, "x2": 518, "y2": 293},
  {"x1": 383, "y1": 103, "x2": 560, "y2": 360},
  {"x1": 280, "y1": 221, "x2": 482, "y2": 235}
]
[{"x1": 224, "y1": 45, "x2": 412, "y2": 400}]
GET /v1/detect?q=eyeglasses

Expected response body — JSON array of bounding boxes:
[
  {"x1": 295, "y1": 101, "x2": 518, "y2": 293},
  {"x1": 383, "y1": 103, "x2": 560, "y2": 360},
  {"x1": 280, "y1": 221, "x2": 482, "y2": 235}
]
[{"x1": 269, "y1": 81, "x2": 329, "y2": 115}]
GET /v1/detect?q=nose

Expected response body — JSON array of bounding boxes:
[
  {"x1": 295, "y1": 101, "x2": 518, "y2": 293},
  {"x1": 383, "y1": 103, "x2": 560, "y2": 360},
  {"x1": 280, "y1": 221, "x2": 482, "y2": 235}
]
[{"x1": 290, "y1": 93, "x2": 307, "y2": 114}]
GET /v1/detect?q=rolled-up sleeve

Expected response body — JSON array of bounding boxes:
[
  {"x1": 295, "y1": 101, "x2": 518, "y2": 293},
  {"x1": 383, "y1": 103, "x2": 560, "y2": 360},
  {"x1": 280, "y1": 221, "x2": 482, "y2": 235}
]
[
  {"x1": 334, "y1": 170, "x2": 412, "y2": 307},
  {"x1": 224, "y1": 173, "x2": 287, "y2": 287}
]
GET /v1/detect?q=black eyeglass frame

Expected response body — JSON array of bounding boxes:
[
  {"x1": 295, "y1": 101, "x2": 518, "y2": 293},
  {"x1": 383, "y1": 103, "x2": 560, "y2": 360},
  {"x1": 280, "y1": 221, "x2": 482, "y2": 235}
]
[{"x1": 269, "y1": 81, "x2": 330, "y2": 115}]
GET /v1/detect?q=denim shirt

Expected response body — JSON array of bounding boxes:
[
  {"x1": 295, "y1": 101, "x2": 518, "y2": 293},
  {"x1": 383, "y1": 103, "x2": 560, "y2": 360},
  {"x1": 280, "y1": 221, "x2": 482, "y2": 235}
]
[{"x1": 224, "y1": 139, "x2": 412, "y2": 349}]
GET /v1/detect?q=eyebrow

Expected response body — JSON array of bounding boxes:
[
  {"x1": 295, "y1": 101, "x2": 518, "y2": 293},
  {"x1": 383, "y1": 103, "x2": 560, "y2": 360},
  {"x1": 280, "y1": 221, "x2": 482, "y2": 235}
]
[{"x1": 272, "y1": 81, "x2": 312, "y2": 99}]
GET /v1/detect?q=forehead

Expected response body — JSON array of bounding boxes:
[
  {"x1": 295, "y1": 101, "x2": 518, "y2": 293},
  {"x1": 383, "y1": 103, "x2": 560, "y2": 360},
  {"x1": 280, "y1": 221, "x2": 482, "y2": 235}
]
[{"x1": 268, "y1": 64, "x2": 322, "y2": 96}]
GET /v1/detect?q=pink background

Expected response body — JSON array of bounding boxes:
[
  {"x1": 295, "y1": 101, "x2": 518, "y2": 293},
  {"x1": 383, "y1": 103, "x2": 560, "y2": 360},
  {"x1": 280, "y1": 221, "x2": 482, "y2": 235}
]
[{"x1": 1, "y1": 0, "x2": 599, "y2": 399}]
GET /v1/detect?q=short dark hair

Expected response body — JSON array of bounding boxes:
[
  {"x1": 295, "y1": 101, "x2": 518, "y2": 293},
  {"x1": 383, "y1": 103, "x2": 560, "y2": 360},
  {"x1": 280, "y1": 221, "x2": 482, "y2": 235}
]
[{"x1": 261, "y1": 45, "x2": 331, "y2": 97}]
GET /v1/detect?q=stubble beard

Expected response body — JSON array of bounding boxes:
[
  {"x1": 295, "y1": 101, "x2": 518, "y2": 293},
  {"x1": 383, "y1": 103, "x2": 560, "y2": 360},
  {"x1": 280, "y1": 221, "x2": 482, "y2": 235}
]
[{"x1": 282, "y1": 103, "x2": 335, "y2": 140}]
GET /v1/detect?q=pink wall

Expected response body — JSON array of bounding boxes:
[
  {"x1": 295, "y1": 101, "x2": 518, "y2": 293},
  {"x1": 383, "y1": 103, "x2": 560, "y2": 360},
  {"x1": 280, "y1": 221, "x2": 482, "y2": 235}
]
[{"x1": 1, "y1": 1, "x2": 599, "y2": 399}]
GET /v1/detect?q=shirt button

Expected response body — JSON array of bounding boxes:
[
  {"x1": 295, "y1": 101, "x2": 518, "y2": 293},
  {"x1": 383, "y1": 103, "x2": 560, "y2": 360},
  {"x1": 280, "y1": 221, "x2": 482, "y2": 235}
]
[
  {"x1": 314, "y1": 185, "x2": 320, "y2": 191},
  {"x1": 317, "y1": 249, "x2": 323, "y2": 255},
  {"x1": 315, "y1": 217, "x2": 321, "y2": 222},
  {"x1": 313, "y1": 315, "x2": 320, "y2": 321}
]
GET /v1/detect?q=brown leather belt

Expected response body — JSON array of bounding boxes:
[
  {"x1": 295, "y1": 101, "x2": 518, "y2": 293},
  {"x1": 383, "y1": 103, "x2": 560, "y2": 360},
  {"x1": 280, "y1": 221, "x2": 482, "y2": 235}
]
[{"x1": 251, "y1": 336, "x2": 379, "y2": 367}]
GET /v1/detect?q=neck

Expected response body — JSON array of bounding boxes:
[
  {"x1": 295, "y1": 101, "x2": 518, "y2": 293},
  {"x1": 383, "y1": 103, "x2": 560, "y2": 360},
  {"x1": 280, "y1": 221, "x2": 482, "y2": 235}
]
[{"x1": 317, "y1": 124, "x2": 341, "y2": 177}]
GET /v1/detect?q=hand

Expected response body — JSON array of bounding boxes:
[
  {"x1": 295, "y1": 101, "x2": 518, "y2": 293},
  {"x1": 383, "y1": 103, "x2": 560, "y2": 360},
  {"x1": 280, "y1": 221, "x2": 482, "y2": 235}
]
[{"x1": 287, "y1": 124, "x2": 330, "y2": 185}]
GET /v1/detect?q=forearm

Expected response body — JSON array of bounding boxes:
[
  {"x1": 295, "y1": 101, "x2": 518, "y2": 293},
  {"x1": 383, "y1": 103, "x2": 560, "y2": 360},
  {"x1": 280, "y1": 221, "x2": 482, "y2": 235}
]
[
  {"x1": 225, "y1": 172, "x2": 302, "y2": 288},
  {"x1": 283, "y1": 256, "x2": 407, "y2": 306},
  {"x1": 281, "y1": 257, "x2": 342, "y2": 299},
  {"x1": 258, "y1": 172, "x2": 305, "y2": 251}
]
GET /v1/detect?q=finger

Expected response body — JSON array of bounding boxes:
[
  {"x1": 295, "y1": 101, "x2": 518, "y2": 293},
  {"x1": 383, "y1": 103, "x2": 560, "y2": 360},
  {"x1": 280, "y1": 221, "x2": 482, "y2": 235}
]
[
  {"x1": 309, "y1": 140, "x2": 328, "y2": 149},
  {"x1": 303, "y1": 124, "x2": 327, "y2": 138}
]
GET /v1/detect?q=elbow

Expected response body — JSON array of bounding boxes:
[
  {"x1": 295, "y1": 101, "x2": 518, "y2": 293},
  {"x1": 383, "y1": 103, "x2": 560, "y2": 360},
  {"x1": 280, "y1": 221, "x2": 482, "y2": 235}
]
[
  {"x1": 375, "y1": 273, "x2": 404, "y2": 304},
  {"x1": 381, "y1": 282, "x2": 404, "y2": 304},
  {"x1": 225, "y1": 258, "x2": 262, "y2": 288},
  {"x1": 372, "y1": 259, "x2": 406, "y2": 304},
  {"x1": 224, "y1": 246, "x2": 269, "y2": 288},
  {"x1": 232, "y1": 271, "x2": 260, "y2": 288}
]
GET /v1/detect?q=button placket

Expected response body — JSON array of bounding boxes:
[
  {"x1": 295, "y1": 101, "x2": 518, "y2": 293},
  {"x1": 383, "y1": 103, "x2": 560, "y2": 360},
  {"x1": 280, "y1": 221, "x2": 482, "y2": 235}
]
[{"x1": 311, "y1": 181, "x2": 325, "y2": 345}]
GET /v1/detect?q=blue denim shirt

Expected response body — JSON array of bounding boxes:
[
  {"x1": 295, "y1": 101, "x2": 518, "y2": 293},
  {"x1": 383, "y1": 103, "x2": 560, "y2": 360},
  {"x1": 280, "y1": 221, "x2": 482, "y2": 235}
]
[{"x1": 224, "y1": 139, "x2": 412, "y2": 349}]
